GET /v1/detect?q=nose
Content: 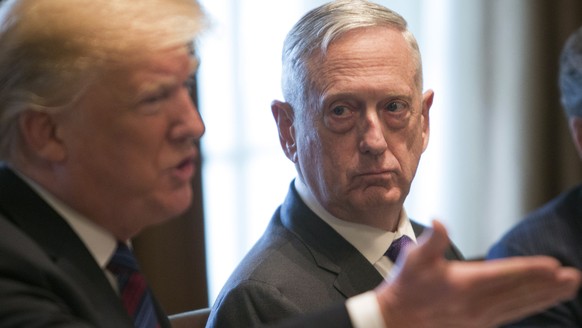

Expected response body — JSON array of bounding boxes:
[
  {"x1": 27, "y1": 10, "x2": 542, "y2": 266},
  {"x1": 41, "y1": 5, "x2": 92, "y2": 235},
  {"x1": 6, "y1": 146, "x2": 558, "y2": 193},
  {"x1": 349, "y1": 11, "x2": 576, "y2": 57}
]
[
  {"x1": 169, "y1": 89, "x2": 206, "y2": 144},
  {"x1": 358, "y1": 111, "x2": 387, "y2": 156}
]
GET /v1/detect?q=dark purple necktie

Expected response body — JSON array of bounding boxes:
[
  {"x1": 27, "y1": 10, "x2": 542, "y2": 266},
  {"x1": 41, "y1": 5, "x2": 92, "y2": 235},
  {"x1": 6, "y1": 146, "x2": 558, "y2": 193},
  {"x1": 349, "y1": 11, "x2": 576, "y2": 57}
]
[
  {"x1": 107, "y1": 242, "x2": 160, "y2": 328},
  {"x1": 385, "y1": 235, "x2": 414, "y2": 263}
]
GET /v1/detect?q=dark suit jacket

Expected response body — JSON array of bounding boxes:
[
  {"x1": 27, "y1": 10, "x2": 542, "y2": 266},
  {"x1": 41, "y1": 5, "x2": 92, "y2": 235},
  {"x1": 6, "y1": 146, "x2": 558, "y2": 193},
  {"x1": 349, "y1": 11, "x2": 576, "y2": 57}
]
[
  {"x1": 487, "y1": 184, "x2": 582, "y2": 327},
  {"x1": 0, "y1": 167, "x2": 170, "y2": 328},
  {"x1": 207, "y1": 181, "x2": 464, "y2": 328}
]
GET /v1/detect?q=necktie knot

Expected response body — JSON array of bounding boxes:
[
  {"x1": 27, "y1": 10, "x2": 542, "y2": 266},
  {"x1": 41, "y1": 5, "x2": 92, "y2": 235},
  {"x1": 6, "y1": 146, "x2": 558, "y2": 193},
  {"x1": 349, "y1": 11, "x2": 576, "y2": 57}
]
[
  {"x1": 385, "y1": 235, "x2": 414, "y2": 263},
  {"x1": 108, "y1": 242, "x2": 140, "y2": 274}
]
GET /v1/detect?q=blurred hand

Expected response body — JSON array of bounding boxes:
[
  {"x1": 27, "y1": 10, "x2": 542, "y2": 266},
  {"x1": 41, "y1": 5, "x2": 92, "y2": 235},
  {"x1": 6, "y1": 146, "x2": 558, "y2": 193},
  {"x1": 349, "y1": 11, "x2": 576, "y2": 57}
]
[{"x1": 375, "y1": 220, "x2": 581, "y2": 328}]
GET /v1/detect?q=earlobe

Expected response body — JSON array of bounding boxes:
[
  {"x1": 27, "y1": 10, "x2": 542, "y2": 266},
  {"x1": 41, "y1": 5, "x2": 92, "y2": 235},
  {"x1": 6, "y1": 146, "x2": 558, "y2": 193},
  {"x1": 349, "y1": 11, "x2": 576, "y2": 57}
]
[
  {"x1": 19, "y1": 111, "x2": 66, "y2": 162},
  {"x1": 271, "y1": 100, "x2": 297, "y2": 162}
]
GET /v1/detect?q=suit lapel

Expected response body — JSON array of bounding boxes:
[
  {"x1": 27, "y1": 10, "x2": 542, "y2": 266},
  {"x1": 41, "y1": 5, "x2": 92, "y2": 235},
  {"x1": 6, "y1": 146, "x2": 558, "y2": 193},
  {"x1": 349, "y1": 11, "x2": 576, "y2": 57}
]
[
  {"x1": 0, "y1": 167, "x2": 134, "y2": 327},
  {"x1": 279, "y1": 182, "x2": 384, "y2": 298},
  {"x1": 278, "y1": 180, "x2": 465, "y2": 300}
]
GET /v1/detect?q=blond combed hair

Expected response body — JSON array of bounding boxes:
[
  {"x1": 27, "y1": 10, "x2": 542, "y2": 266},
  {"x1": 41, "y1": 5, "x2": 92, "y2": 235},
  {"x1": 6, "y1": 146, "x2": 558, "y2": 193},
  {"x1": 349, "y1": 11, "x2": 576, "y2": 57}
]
[{"x1": 0, "y1": 0, "x2": 206, "y2": 160}]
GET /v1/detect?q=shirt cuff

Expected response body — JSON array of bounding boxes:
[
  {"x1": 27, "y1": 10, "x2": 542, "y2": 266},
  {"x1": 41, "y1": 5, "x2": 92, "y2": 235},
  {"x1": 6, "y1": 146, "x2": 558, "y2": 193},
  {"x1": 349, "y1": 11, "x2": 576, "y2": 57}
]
[{"x1": 346, "y1": 290, "x2": 386, "y2": 328}]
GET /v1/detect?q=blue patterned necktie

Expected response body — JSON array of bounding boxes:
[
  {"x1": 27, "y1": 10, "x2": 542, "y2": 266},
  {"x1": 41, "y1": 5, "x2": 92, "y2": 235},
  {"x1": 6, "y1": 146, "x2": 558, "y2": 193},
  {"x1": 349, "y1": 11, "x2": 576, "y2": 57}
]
[
  {"x1": 107, "y1": 242, "x2": 160, "y2": 328},
  {"x1": 385, "y1": 235, "x2": 414, "y2": 263}
]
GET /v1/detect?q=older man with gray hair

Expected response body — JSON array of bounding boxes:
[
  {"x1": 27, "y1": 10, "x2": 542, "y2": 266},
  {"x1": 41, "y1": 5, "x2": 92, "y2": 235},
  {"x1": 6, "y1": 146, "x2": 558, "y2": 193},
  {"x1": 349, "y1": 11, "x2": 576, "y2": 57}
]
[
  {"x1": 208, "y1": 1, "x2": 581, "y2": 327},
  {"x1": 1, "y1": 0, "x2": 578, "y2": 327}
]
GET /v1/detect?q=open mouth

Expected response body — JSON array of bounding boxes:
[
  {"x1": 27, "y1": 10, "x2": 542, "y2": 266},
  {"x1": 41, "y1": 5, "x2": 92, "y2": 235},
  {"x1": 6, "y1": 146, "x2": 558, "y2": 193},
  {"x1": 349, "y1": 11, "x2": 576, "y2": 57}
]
[{"x1": 174, "y1": 157, "x2": 195, "y2": 180}]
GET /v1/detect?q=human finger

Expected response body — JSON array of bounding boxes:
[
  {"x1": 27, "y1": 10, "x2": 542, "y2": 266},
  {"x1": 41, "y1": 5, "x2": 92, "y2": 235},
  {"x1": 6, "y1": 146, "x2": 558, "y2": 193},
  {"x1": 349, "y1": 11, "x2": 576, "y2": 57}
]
[
  {"x1": 405, "y1": 219, "x2": 449, "y2": 265},
  {"x1": 489, "y1": 266, "x2": 581, "y2": 325},
  {"x1": 452, "y1": 259, "x2": 581, "y2": 326}
]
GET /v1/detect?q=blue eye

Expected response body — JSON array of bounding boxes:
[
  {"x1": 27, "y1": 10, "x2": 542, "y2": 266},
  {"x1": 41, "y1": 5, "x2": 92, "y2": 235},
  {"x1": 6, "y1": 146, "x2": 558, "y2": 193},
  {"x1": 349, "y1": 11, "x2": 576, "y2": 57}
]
[
  {"x1": 332, "y1": 106, "x2": 348, "y2": 116},
  {"x1": 386, "y1": 101, "x2": 406, "y2": 112}
]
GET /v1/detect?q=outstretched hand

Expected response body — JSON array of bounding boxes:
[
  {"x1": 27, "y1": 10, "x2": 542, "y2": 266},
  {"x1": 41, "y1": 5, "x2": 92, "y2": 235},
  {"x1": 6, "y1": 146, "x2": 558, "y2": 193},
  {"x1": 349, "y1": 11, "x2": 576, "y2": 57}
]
[{"x1": 375, "y1": 220, "x2": 581, "y2": 328}]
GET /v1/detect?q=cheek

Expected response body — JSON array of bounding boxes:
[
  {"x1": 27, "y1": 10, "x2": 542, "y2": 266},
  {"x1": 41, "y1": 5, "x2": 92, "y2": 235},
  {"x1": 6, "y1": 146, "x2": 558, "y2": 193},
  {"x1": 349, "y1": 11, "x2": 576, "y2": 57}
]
[
  {"x1": 402, "y1": 117, "x2": 425, "y2": 150},
  {"x1": 320, "y1": 137, "x2": 357, "y2": 183},
  {"x1": 401, "y1": 134, "x2": 424, "y2": 176},
  {"x1": 111, "y1": 119, "x2": 167, "y2": 158},
  {"x1": 297, "y1": 133, "x2": 335, "y2": 182},
  {"x1": 297, "y1": 120, "x2": 356, "y2": 180}
]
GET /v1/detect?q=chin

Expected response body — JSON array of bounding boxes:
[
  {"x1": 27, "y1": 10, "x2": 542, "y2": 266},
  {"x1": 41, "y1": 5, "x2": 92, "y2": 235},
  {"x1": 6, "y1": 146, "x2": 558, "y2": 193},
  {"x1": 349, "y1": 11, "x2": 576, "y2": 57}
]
[
  {"x1": 157, "y1": 188, "x2": 193, "y2": 218},
  {"x1": 358, "y1": 187, "x2": 402, "y2": 204},
  {"x1": 169, "y1": 196, "x2": 193, "y2": 216}
]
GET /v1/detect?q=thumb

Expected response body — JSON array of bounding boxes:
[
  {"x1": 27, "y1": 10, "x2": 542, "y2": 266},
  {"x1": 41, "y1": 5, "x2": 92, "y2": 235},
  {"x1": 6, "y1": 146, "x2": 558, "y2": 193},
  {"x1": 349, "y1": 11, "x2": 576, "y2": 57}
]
[
  {"x1": 388, "y1": 219, "x2": 450, "y2": 282},
  {"x1": 411, "y1": 219, "x2": 450, "y2": 264}
]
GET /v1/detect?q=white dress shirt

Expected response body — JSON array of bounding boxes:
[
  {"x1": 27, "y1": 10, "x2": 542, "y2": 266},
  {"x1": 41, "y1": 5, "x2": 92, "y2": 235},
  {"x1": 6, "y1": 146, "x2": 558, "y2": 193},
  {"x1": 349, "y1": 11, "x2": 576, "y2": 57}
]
[
  {"x1": 14, "y1": 170, "x2": 119, "y2": 289},
  {"x1": 294, "y1": 178, "x2": 418, "y2": 328}
]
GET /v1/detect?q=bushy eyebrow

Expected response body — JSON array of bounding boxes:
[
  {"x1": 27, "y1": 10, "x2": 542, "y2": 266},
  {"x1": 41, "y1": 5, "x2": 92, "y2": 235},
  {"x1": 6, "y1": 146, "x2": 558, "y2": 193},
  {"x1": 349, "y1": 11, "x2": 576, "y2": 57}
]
[
  {"x1": 135, "y1": 76, "x2": 178, "y2": 98},
  {"x1": 131, "y1": 54, "x2": 199, "y2": 101}
]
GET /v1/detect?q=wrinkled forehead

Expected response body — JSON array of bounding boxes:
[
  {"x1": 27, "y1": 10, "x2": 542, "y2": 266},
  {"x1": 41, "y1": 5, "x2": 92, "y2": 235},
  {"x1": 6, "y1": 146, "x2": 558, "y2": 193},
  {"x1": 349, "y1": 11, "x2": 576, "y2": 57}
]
[
  {"x1": 103, "y1": 46, "x2": 197, "y2": 94},
  {"x1": 307, "y1": 27, "x2": 419, "y2": 97}
]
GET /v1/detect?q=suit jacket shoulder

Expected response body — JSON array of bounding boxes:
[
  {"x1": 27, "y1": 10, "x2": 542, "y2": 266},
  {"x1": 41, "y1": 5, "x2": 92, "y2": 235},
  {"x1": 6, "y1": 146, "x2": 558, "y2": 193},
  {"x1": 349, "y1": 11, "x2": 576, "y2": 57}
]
[
  {"x1": 487, "y1": 183, "x2": 582, "y2": 326},
  {"x1": 0, "y1": 167, "x2": 169, "y2": 327},
  {"x1": 488, "y1": 184, "x2": 582, "y2": 264},
  {"x1": 207, "y1": 182, "x2": 378, "y2": 327},
  {"x1": 208, "y1": 180, "x2": 463, "y2": 328}
]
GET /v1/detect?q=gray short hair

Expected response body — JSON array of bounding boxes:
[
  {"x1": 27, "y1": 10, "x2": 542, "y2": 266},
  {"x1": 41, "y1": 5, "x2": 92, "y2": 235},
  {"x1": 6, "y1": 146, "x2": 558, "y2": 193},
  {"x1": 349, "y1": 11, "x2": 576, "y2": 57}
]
[
  {"x1": 0, "y1": 0, "x2": 206, "y2": 160},
  {"x1": 559, "y1": 25, "x2": 582, "y2": 118},
  {"x1": 281, "y1": 0, "x2": 422, "y2": 114}
]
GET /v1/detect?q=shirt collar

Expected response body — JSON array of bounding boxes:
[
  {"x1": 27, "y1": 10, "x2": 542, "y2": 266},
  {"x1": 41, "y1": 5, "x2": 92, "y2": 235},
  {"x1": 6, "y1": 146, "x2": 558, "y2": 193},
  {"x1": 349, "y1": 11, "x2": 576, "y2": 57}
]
[
  {"x1": 294, "y1": 178, "x2": 416, "y2": 265},
  {"x1": 14, "y1": 170, "x2": 117, "y2": 269}
]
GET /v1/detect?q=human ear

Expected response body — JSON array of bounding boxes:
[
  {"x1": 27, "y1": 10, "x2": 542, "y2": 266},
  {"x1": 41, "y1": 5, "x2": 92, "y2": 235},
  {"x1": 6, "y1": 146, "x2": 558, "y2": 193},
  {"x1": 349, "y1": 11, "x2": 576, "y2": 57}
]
[
  {"x1": 271, "y1": 100, "x2": 297, "y2": 163},
  {"x1": 421, "y1": 90, "x2": 434, "y2": 152},
  {"x1": 18, "y1": 110, "x2": 66, "y2": 162}
]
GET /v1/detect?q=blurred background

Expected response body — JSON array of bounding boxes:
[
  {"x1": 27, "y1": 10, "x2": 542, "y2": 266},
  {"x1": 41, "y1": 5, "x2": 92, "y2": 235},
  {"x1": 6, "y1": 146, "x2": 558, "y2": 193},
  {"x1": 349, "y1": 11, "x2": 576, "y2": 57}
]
[{"x1": 134, "y1": 0, "x2": 582, "y2": 314}]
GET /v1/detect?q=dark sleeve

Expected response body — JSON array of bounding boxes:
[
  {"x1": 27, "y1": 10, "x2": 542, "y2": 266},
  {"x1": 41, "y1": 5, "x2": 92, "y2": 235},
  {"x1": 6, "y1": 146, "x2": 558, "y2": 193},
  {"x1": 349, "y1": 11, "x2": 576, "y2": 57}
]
[
  {"x1": 0, "y1": 217, "x2": 171, "y2": 328},
  {"x1": 0, "y1": 234, "x2": 94, "y2": 327},
  {"x1": 207, "y1": 279, "x2": 353, "y2": 328},
  {"x1": 486, "y1": 226, "x2": 582, "y2": 327},
  {"x1": 207, "y1": 280, "x2": 306, "y2": 328}
]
